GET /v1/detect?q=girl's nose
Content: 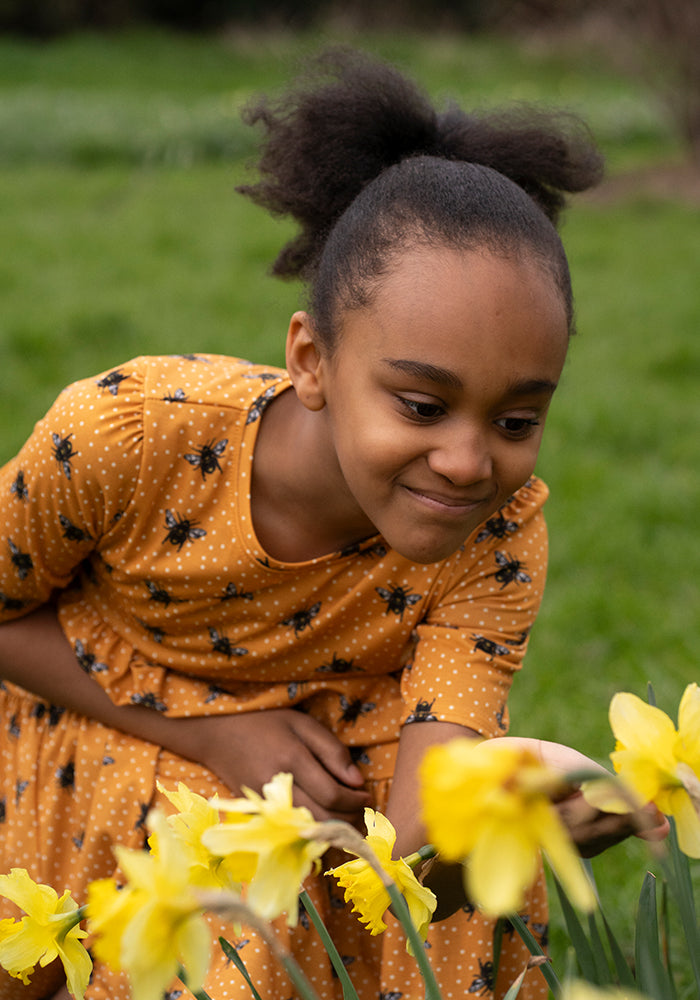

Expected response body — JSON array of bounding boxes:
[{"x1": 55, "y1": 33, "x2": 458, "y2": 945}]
[{"x1": 427, "y1": 428, "x2": 493, "y2": 485}]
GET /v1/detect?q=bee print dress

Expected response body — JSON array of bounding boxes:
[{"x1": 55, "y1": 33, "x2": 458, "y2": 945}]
[{"x1": 0, "y1": 355, "x2": 550, "y2": 999}]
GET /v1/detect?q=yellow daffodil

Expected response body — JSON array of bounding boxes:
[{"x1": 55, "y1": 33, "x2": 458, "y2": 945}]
[
  {"x1": 86, "y1": 809, "x2": 210, "y2": 1000},
  {"x1": 562, "y1": 981, "x2": 649, "y2": 1000},
  {"x1": 157, "y1": 781, "x2": 256, "y2": 889},
  {"x1": 202, "y1": 772, "x2": 328, "y2": 925},
  {"x1": 583, "y1": 685, "x2": 700, "y2": 858},
  {"x1": 326, "y1": 808, "x2": 437, "y2": 949},
  {"x1": 420, "y1": 738, "x2": 596, "y2": 918},
  {"x1": 0, "y1": 868, "x2": 92, "y2": 999}
]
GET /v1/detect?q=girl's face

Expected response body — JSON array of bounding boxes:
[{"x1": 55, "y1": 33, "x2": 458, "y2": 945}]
[{"x1": 296, "y1": 246, "x2": 570, "y2": 564}]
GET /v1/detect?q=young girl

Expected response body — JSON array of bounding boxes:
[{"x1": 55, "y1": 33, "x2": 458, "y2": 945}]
[{"x1": 0, "y1": 48, "x2": 646, "y2": 1000}]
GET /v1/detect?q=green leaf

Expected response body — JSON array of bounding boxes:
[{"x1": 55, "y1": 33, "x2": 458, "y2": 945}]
[
  {"x1": 507, "y1": 913, "x2": 561, "y2": 996},
  {"x1": 553, "y1": 876, "x2": 600, "y2": 984},
  {"x1": 218, "y1": 938, "x2": 264, "y2": 1000},
  {"x1": 300, "y1": 890, "x2": 359, "y2": 1000},
  {"x1": 634, "y1": 872, "x2": 676, "y2": 1000}
]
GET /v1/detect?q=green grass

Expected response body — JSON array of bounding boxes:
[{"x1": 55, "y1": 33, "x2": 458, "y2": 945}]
[{"x1": 0, "y1": 24, "x2": 698, "y2": 993}]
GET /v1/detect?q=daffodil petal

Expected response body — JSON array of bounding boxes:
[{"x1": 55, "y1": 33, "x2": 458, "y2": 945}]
[
  {"x1": 581, "y1": 776, "x2": 640, "y2": 815},
  {"x1": 0, "y1": 870, "x2": 58, "y2": 918},
  {"x1": 535, "y1": 804, "x2": 596, "y2": 912},
  {"x1": 57, "y1": 935, "x2": 93, "y2": 1000},
  {"x1": 174, "y1": 914, "x2": 211, "y2": 995},
  {"x1": 610, "y1": 693, "x2": 676, "y2": 755},
  {"x1": 678, "y1": 683, "x2": 700, "y2": 769},
  {"x1": 669, "y1": 788, "x2": 700, "y2": 859},
  {"x1": 468, "y1": 822, "x2": 538, "y2": 917}
]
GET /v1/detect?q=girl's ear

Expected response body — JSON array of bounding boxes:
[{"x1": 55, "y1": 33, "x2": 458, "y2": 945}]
[{"x1": 285, "y1": 311, "x2": 327, "y2": 411}]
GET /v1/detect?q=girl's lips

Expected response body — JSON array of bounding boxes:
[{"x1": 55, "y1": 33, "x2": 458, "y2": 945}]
[{"x1": 403, "y1": 485, "x2": 493, "y2": 515}]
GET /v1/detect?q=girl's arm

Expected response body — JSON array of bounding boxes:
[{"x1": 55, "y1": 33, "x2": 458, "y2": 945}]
[{"x1": 0, "y1": 606, "x2": 369, "y2": 824}]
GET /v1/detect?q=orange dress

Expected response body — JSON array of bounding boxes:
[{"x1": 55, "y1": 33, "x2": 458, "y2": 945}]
[{"x1": 0, "y1": 355, "x2": 550, "y2": 999}]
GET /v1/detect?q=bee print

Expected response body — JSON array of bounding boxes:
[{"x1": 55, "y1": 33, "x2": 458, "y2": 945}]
[
  {"x1": 51, "y1": 432, "x2": 78, "y2": 478},
  {"x1": 96, "y1": 369, "x2": 129, "y2": 396},
  {"x1": 338, "y1": 695, "x2": 376, "y2": 725},
  {"x1": 246, "y1": 385, "x2": 277, "y2": 424},
  {"x1": 330, "y1": 956, "x2": 356, "y2": 979},
  {"x1": 316, "y1": 653, "x2": 359, "y2": 674},
  {"x1": 102, "y1": 755, "x2": 115, "y2": 766},
  {"x1": 376, "y1": 583, "x2": 422, "y2": 620},
  {"x1": 219, "y1": 582, "x2": 254, "y2": 602},
  {"x1": 145, "y1": 580, "x2": 182, "y2": 607},
  {"x1": 8, "y1": 714, "x2": 20, "y2": 739},
  {"x1": 287, "y1": 680, "x2": 309, "y2": 700},
  {"x1": 493, "y1": 551, "x2": 531, "y2": 589},
  {"x1": 468, "y1": 959, "x2": 494, "y2": 995},
  {"x1": 349, "y1": 745, "x2": 370, "y2": 766},
  {"x1": 532, "y1": 921, "x2": 549, "y2": 948},
  {"x1": 163, "y1": 388, "x2": 187, "y2": 403},
  {"x1": 137, "y1": 619, "x2": 166, "y2": 643},
  {"x1": 243, "y1": 370, "x2": 279, "y2": 383},
  {"x1": 184, "y1": 438, "x2": 228, "y2": 479},
  {"x1": 339, "y1": 540, "x2": 388, "y2": 559},
  {"x1": 283, "y1": 602, "x2": 321, "y2": 637},
  {"x1": 175, "y1": 353, "x2": 209, "y2": 363},
  {"x1": 75, "y1": 640, "x2": 108, "y2": 674},
  {"x1": 204, "y1": 684, "x2": 228, "y2": 704},
  {"x1": 48, "y1": 705, "x2": 65, "y2": 726},
  {"x1": 495, "y1": 704, "x2": 507, "y2": 730},
  {"x1": 475, "y1": 511, "x2": 518, "y2": 543},
  {"x1": 164, "y1": 992, "x2": 184, "y2": 1000},
  {"x1": 297, "y1": 899, "x2": 311, "y2": 930},
  {"x1": 0, "y1": 798, "x2": 6, "y2": 823},
  {"x1": 208, "y1": 627, "x2": 248, "y2": 659},
  {"x1": 0, "y1": 592, "x2": 26, "y2": 612},
  {"x1": 8, "y1": 540, "x2": 33, "y2": 580},
  {"x1": 15, "y1": 780, "x2": 29, "y2": 804},
  {"x1": 57, "y1": 761, "x2": 76, "y2": 789},
  {"x1": 10, "y1": 470, "x2": 28, "y2": 501},
  {"x1": 162, "y1": 510, "x2": 207, "y2": 551},
  {"x1": 380, "y1": 992, "x2": 404, "y2": 1000},
  {"x1": 405, "y1": 698, "x2": 438, "y2": 724},
  {"x1": 471, "y1": 634, "x2": 511, "y2": 660},
  {"x1": 130, "y1": 691, "x2": 167, "y2": 712},
  {"x1": 134, "y1": 802, "x2": 149, "y2": 830},
  {"x1": 59, "y1": 514, "x2": 93, "y2": 544},
  {"x1": 461, "y1": 901, "x2": 477, "y2": 920}
]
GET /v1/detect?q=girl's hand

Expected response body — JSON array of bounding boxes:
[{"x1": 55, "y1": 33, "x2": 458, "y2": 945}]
[{"x1": 176, "y1": 708, "x2": 370, "y2": 825}]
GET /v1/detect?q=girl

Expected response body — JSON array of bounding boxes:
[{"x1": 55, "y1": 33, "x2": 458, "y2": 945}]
[{"x1": 0, "y1": 48, "x2": 647, "y2": 1000}]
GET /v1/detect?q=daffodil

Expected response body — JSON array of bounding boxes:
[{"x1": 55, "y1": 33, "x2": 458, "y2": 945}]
[
  {"x1": 86, "y1": 809, "x2": 210, "y2": 1000},
  {"x1": 420, "y1": 738, "x2": 596, "y2": 918},
  {"x1": 157, "y1": 780, "x2": 256, "y2": 889},
  {"x1": 202, "y1": 772, "x2": 328, "y2": 926},
  {"x1": 0, "y1": 868, "x2": 92, "y2": 999},
  {"x1": 562, "y1": 981, "x2": 649, "y2": 1000},
  {"x1": 583, "y1": 684, "x2": 700, "y2": 858},
  {"x1": 326, "y1": 808, "x2": 437, "y2": 948}
]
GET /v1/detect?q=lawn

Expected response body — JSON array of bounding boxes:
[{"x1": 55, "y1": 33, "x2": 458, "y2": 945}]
[{"x1": 0, "y1": 23, "x2": 698, "y2": 993}]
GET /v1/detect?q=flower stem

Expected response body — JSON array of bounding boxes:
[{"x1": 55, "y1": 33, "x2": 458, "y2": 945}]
[
  {"x1": 508, "y1": 913, "x2": 561, "y2": 997},
  {"x1": 299, "y1": 891, "x2": 359, "y2": 1000},
  {"x1": 385, "y1": 883, "x2": 443, "y2": 1000}
]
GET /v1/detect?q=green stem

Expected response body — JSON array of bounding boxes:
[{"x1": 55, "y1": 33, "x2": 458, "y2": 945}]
[
  {"x1": 217, "y1": 939, "x2": 264, "y2": 1000},
  {"x1": 508, "y1": 912, "x2": 561, "y2": 997},
  {"x1": 300, "y1": 890, "x2": 359, "y2": 1000},
  {"x1": 385, "y1": 883, "x2": 443, "y2": 1000},
  {"x1": 659, "y1": 820, "x2": 700, "y2": 994}
]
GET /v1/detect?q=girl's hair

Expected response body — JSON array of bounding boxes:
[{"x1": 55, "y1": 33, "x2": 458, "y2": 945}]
[{"x1": 238, "y1": 47, "x2": 603, "y2": 346}]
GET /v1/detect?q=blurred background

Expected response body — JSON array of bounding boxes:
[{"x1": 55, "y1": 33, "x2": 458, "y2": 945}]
[{"x1": 0, "y1": 0, "x2": 698, "y2": 986}]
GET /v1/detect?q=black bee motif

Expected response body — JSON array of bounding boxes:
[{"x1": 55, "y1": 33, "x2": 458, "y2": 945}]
[
  {"x1": 493, "y1": 551, "x2": 531, "y2": 589},
  {"x1": 471, "y1": 634, "x2": 511, "y2": 660},
  {"x1": 175, "y1": 354, "x2": 209, "y2": 363},
  {"x1": 8, "y1": 540, "x2": 33, "y2": 580},
  {"x1": 145, "y1": 580, "x2": 182, "y2": 607},
  {"x1": 339, "y1": 540, "x2": 388, "y2": 559},
  {"x1": 0, "y1": 798, "x2": 5, "y2": 822},
  {"x1": 162, "y1": 510, "x2": 207, "y2": 551},
  {"x1": 204, "y1": 684, "x2": 228, "y2": 704},
  {"x1": 59, "y1": 514, "x2": 93, "y2": 544},
  {"x1": 75, "y1": 640, "x2": 108, "y2": 674},
  {"x1": 380, "y1": 992, "x2": 404, "y2": 1000},
  {"x1": 316, "y1": 653, "x2": 359, "y2": 674},
  {"x1": 287, "y1": 680, "x2": 309, "y2": 700},
  {"x1": 102, "y1": 755, "x2": 115, "y2": 766},
  {"x1": 501, "y1": 914, "x2": 529, "y2": 939},
  {"x1": 130, "y1": 692, "x2": 167, "y2": 712},
  {"x1": 15, "y1": 780, "x2": 29, "y2": 804},
  {"x1": 137, "y1": 619, "x2": 165, "y2": 643},
  {"x1": 48, "y1": 705, "x2": 65, "y2": 727},
  {"x1": 208, "y1": 628, "x2": 248, "y2": 659},
  {"x1": 134, "y1": 802, "x2": 149, "y2": 830},
  {"x1": 495, "y1": 704, "x2": 507, "y2": 730},
  {"x1": 405, "y1": 698, "x2": 438, "y2": 724},
  {"x1": 0, "y1": 592, "x2": 26, "y2": 612},
  {"x1": 297, "y1": 899, "x2": 311, "y2": 930},
  {"x1": 242, "y1": 371, "x2": 279, "y2": 383},
  {"x1": 71, "y1": 829, "x2": 85, "y2": 850},
  {"x1": 219, "y1": 582, "x2": 254, "y2": 602},
  {"x1": 184, "y1": 438, "x2": 228, "y2": 479},
  {"x1": 51, "y1": 432, "x2": 78, "y2": 478},
  {"x1": 349, "y1": 746, "x2": 370, "y2": 766},
  {"x1": 10, "y1": 470, "x2": 28, "y2": 501},
  {"x1": 376, "y1": 583, "x2": 422, "y2": 620},
  {"x1": 246, "y1": 386, "x2": 277, "y2": 424},
  {"x1": 96, "y1": 369, "x2": 129, "y2": 396},
  {"x1": 57, "y1": 761, "x2": 76, "y2": 789},
  {"x1": 461, "y1": 901, "x2": 477, "y2": 919},
  {"x1": 163, "y1": 991, "x2": 184, "y2": 1000},
  {"x1": 468, "y1": 959, "x2": 494, "y2": 995},
  {"x1": 163, "y1": 388, "x2": 187, "y2": 403},
  {"x1": 8, "y1": 714, "x2": 20, "y2": 739},
  {"x1": 475, "y1": 511, "x2": 518, "y2": 543},
  {"x1": 338, "y1": 695, "x2": 375, "y2": 725},
  {"x1": 283, "y1": 602, "x2": 321, "y2": 637}
]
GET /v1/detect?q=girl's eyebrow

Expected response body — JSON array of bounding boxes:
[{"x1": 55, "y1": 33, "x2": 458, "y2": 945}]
[
  {"x1": 382, "y1": 357, "x2": 463, "y2": 389},
  {"x1": 382, "y1": 358, "x2": 559, "y2": 397}
]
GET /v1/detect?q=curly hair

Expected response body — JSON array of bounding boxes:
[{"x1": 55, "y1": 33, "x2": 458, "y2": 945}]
[{"x1": 238, "y1": 47, "x2": 603, "y2": 345}]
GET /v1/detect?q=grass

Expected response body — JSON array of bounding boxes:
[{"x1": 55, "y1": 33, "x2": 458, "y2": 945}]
[{"x1": 0, "y1": 23, "x2": 698, "y2": 993}]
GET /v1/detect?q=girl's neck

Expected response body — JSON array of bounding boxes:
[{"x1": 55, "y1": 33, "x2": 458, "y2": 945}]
[{"x1": 250, "y1": 387, "x2": 377, "y2": 563}]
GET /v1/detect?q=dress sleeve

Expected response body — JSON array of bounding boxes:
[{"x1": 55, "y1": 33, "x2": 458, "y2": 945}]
[
  {"x1": 0, "y1": 366, "x2": 144, "y2": 620},
  {"x1": 400, "y1": 478, "x2": 549, "y2": 738}
]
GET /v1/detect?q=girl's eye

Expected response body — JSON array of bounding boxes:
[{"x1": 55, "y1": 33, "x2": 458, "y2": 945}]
[
  {"x1": 399, "y1": 397, "x2": 445, "y2": 421},
  {"x1": 496, "y1": 416, "x2": 540, "y2": 437}
]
